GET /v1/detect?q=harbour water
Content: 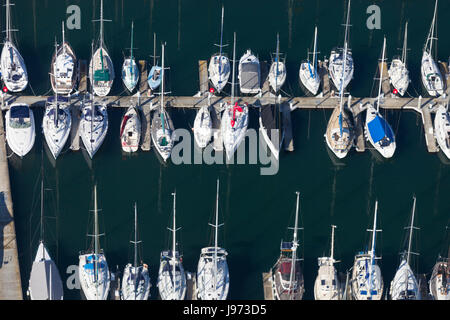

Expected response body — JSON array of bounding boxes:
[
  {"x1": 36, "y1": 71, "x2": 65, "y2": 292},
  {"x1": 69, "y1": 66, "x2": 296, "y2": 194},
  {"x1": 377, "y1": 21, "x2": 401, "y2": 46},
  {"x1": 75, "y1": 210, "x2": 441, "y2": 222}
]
[{"x1": 4, "y1": 0, "x2": 450, "y2": 299}]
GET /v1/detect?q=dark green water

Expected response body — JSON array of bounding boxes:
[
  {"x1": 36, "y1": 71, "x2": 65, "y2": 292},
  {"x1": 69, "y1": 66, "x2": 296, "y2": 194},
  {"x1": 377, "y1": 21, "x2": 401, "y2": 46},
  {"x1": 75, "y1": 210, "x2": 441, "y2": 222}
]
[{"x1": 4, "y1": 0, "x2": 450, "y2": 300}]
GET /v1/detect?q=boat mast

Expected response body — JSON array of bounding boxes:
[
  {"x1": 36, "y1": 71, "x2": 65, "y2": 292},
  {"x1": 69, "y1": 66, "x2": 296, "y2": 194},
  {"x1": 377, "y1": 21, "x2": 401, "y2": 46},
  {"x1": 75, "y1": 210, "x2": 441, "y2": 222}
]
[
  {"x1": 40, "y1": 179, "x2": 44, "y2": 246},
  {"x1": 401, "y1": 22, "x2": 408, "y2": 65},
  {"x1": 171, "y1": 191, "x2": 178, "y2": 292},
  {"x1": 330, "y1": 225, "x2": 336, "y2": 262},
  {"x1": 213, "y1": 179, "x2": 220, "y2": 296},
  {"x1": 100, "y1": 0, "x2": 104, "y2": 49},
  {"x1": 376, "y1": 37, "x2": 386, "y2": 113},
  {"x1": 62, "y1": 22, "x2": 66, "y2": 54},
  {"x1": 54, "y1": 39, "x2": 59, "y2": 128},
  {"x1": 275, "y1": 33, "x2": 280, "y2": 93},
  {"x1": 90, "y1": 42, "x2": 95, "y2": 151},
  {"x1": 406, "y1": 196, "x2": 416, "y2": 266},
  {"x1": 5, "y1": 0, "x2": 11, "y2": 42},
  {"x1": 129, "y1": 21, "x2": 135, "y2": 76},
  {"x1": 288, "y1": 192, "x2": 300, "y2": 300},
  {"x1": 339, "y1": 0, "x2": 351, "y2": 117},
  {"x1": 368, "y1": 201, "x2": 379, "y2": 299},
  {"x1": 231, "y1": 33, "x2": 236, "y2": 105},
  {"x1": 312, "y1": 26, "x2": 318, "y2": 76},
  {"x1": 160, "y1": 43, "x2": 166, "y2": 136},
  {"x1": 134, "y1": 203, "x2": 138, "y2": 268},
  {"x1": 217, "y1": 5, "x2": 225, "y2": 90},
  {"x1": 153, "y1": 33, "x2": 157, "y2": 66},
  {"x1": 94, "y1": 184, "x2": 99, "y2": 257}
]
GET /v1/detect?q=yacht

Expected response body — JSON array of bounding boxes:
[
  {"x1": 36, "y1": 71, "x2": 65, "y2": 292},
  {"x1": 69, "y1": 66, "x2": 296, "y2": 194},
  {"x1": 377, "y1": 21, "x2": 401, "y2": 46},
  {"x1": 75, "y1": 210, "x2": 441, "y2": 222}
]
[
  {"x1": 197, "y1": 180, "x2": 229, "y2": 300},
  {"x1": 429, "y1": 255, "x2": 449, "y2": 300},
  {"x1": 238, "y1": 50, "x2": 260, "y2": 95},
  {"x1": 5, "y1": 103, "x2": 35, "y2": 157},
  {"x1": 120, "y1": 105, "x2": 141, "y2": 153},
  {"x1": 299, "y1": 26, "x2": 321, "y2": 96},
  {"x1": 148, "y1": 34, "x2": 162, "y2": 91},
  {"x1": 222, "y1": 33, "x2": 249, "y2": 161},
  {"x1": 389, "y1": 196, "x2": 421, "y2": 300},
  {"x1": 271, "y1": 192, "x2": 304, "y2": 300},
  {"x1": 268, "y1": 34, "x2": 286, "y2": 93},
  {"x1": 121, "y1": 22, "x2": 139, "y2": 93},
  {"x1": 193, "y1": 104, "x2": 212, "y2": 149},
  {"x1": 314, "y1": 225, "x2": 340, "y2": 300},
  {"x1": 365, "y1": 37, "x2": 396, "y2": 159},
  {"x1": 79, "y1": 95, "x2": 108, "y2": 159},
  {"x1": 421, "y1": 0, "x2": 444, "y2": 97},
  {"x1": 208, "y1": 5, "x2": 230, "y2": 94},
  {"x1": 78, "y1": 184, "x2": 110, "y2": 300},
  {"x1": 151, "y1": 43, "x2": 174, "y2": 162},
  {"x1": 328, "y1": 0, "x2": 353, "y2": 92},
  {"x1": 50, "y1": 22, "x2": 77, "y2": 95},
  {"x1": 121, "y1": 203, "x2": 151, "y2": 300},
  {"x1": 351, "y1": 201, "x2": 383, "y2": 300},
  {"x1": 0, "y1": 0, "x2": 28, "y2": 92},
  {"x1": 388, "y1": 22, "x2": 410, "y2": 96},
  {"x1": 89, "y1": 0, "x2": 115, "y2": 97},
  {"x1": 157, "y1": 191, "x2": 187, "y2": 300},
  {"x1": 433, "y1": 104, "x2": 450, "y2": 160}
]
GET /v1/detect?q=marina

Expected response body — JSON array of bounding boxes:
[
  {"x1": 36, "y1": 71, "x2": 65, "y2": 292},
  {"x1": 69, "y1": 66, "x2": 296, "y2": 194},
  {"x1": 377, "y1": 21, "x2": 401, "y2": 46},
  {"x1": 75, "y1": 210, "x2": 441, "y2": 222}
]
[{"x1": 0, "y1": 0, "x2": 449, "y2": 301}]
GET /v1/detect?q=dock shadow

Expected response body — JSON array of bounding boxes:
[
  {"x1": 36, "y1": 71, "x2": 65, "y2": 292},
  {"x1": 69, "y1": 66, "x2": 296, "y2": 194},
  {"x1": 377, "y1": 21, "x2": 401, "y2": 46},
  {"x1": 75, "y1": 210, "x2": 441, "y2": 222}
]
[{"x1": 0, "y1": 192, "x2": 13, "y2": 269}]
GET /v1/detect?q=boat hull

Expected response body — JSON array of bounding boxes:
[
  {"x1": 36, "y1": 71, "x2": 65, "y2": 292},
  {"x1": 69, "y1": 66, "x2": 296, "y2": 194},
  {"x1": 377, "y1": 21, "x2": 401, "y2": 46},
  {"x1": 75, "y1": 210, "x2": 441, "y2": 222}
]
[
  {"x1": 299, "y1": 61, "x2": 321, "y2": 96},
  {"x1": 388, "y1": 59, "x2": 409, "y2": 96},
  {"x1": 50, "y1": 42, "x2": 77, "y2": 95},
  {"x1": 433, "y1": 105, "x2": 450, "y2": 160},
  {"x1": 268, "y1": 61, "x2": 286, "y2": 93},
  {"x1": 194, "y1": 106, "x2": 212, "y2": 149},
  {"x1": 79, "y1": 102, "x2": 109, "y2": 159},
  {"x1": 148, "y1": 66, "x2": 162, "y2": 91},
  {"x1": 42, "y1": 101, "x2": 72, "y2": 160},
  {"x1": 5, "y1": 104, "x2": 35, "y2": 157},
  {"x1": 421, "y1": 51, "x2": 444, "y2": 97},
  {"x1": 221, "y1": 102, "x2": 249, "y2": 161},
  {"x1": 120, "y1": 106, "x2": 141, "y2": 153},
  {"x1": 208, "y1": 54, "x2": 230, "y2": 93},
  {"x1": 324, "y1": 106, "x2": 353, "y2": 159},
  {"x1": 329, "y1": 49, "x2": 353, "y2": 92},
  {"x1": 151, "y1": 109, "x2": 174, "y2": 162},
  {"x1": 78, "y1": 253, "x2": 110, "y2": 300},
  {"x1": 238, "y1": 50, "x2": 261, "y2": 95},
  {"x1": 121, "y1": 264, "x2": 151, "y2": 300},
  {"x1": 196, "y1": 247, "x2": 229, "y2": 300},
  {"x1": 1, "y1": 41, "x2": 28, "y2": 92},
  {"x1": 121, "y1": 58, "x2": 139, "y2": 93},
  {"x1": 364, "y1": 104, "x2": 396, "y2": 159},
  {"x1": 89, "y1": 47, "x2": 115, "y2": 97}
]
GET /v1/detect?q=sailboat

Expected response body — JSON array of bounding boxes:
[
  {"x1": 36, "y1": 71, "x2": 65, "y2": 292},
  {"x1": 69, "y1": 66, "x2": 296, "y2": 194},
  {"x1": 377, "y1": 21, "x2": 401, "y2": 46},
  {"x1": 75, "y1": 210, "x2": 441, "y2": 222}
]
[
  {"x1": 27, "y1": 178, "x2": 64, "y2": 300},
  {"x1": 89, "y1": 0, "x2": 115, "y2": 97},
  {"x1": 193, "y1": 101, "x2": 212, "y2": 149},
  {"x1": 0, "y1": 0, "x2": 28, "y2": 92},
  {"x1": 208, "y1": 5, "x2": 230, "y2": 94},
  {"x1": 268, "y1": 34, "x2": 286, "y2": 93},
  {"x1": 421, "y1": 0, "x2": 444, "y2": 97},
  {"x1": 148, "y1": 33, "x2": 162, "y2": 91},
  {"x1": 78, "y1": 184, "x2": 110, "y2": 300},
  {"x1": 121, "y1": 203, "x2": 151, "y2": 300},
  {"x1": 50, "y1": 22, "x2": 77, "y2": 95},
  {"x1": 314, "y1": 225, "x2": 340, "y2": 300},
  {"x1": 433, "y1": 103, "x2": 450, "y2": 160},
  {"x1": 389, "y1": 196, "x2": 421, "y2": 300},
  {"x1": 80, "y1": 43, "x2": 109, "y2": 159},
  {"x1": 5, "y1": 103, "x2": 35, "y2": 157},
  {"x1": 222, "y1": 33, "x2": 249, "y2": 161},
  {"x1": 388, "y1": 22, "x2": 410, "y2": 97},
  {"x1": 197, "y1": 179, "x2": 229, "y2": 300},
  {"x1": 328, "y1": 0, "x2": 353, "y2": 92},
  {"x1": 299, "y1": 26, "x2": 321, "y2": 96},
  {"x1": 122, "y1": 21, "x2": 139, "y2": 93},
  {"x1": 43, "y1": 41, "x2": 72, "y2": 160},
  {"x1": 238, "y1": 49, "x2": 260, "y2": 95},
  {"x1": 351, "y1": 201, "x2": 383, "y2": 300},
  {"x1": 324, "y1": 39, "x2": 354, "y2": 159},
  {"x1": 157, "y1": 191, "x2": 187, "y2": 300},
  {"x1": 151, "y1": 43, "x2": 174, "y2": 163},
  {"x1": 120, "y1": 104, "x2": 141, "y2": 153},
  {"x1": 271, "y1": 191, "x2": 304, "y2": 300},
  {"x1": 365, "y1": 37, "x2": 396, "y2": 159},
  {"x1": 429, "y1": 255, "x2": 449, "y2": 300}
]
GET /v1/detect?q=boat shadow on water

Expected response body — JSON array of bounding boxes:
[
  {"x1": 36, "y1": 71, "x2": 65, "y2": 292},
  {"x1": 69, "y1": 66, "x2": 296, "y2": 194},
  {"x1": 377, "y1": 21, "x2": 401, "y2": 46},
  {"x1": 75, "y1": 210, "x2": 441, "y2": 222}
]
[{"x1": 437, "y1": 150, "x2": 450, "y2": 165}]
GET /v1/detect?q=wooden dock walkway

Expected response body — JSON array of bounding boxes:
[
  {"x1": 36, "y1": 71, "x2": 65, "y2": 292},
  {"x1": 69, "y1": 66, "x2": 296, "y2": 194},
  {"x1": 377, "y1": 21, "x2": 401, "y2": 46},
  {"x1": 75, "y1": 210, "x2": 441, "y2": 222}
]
[
  {"x1": 262, "y1": 271, "x2": 274, "y2": 300},
  {"x1": 318, "y1": 60, "x2": 331, "y2": 97},
  {"x1": 186, "y1": 271, "x2": 197, "y2": 300},
  {"x1": 379, "y1": 62, "x2": 391, "y2": 97},
  {"x1": 140, "y1": 100, "x2": 152, "y2": 151},
  {"x1": 78, "y1": 60, "x2": 87, "y2": 94},
  {"x1": 420, "y1": 101, "x2": 439, "y2": 153},
  {"x1": 138, "y1": 60, "x2": 148, "y2": 94},
  {"x1": 198, "y1": 60, "x2": 209, "y2": 95},
  {"x1": 349, "y1": 98, "x2": 366, "y2": 152},
  {"x1": 0, "y1": 113, "x2": 23, "y2": 300}
]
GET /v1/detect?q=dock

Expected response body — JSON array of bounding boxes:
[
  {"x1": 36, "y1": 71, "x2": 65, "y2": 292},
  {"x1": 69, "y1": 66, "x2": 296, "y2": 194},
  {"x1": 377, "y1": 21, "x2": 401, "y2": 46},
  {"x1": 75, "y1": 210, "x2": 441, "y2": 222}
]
[
  {"x1": 379, "y1": 62, "x2": 391, "y2": 97},
  {"x1": 140, "y1": 101, "x2": 152, "y2": 151},
  {"x1": 0, "y1": 113, "x2": 23, "y2": 300},
  {"x1": 198, "y1": 60, "x2": 209, "y2": 95},
  {"x1": 349, "y1": 98, "x2": 366, "y2": 152},
  {"x1": 186, "y1": 271, "x2": 197, "y2": 300},
  {"x1": 138, "y1": 60, "x2": 148, "y2": 94},
  {"x1": 318, "y1": 60, "x2": 331, "y2": 97},
  {"x1": 262, "y1": 271, "x2": 274, "y2": 300},
  {"x1": 438, "y1": 61, "x2": 449, "y2": 95},
  {"x1": 78, "y1": 60, "x2": 87, "y2": 94}
]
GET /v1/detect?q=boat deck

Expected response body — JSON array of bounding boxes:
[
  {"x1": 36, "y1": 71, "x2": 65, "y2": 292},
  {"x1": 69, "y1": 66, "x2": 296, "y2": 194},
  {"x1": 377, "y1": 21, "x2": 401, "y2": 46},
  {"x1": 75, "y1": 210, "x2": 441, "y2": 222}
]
[{"x1": 78, "y1": 60, "x2": 87, "y2": 94}]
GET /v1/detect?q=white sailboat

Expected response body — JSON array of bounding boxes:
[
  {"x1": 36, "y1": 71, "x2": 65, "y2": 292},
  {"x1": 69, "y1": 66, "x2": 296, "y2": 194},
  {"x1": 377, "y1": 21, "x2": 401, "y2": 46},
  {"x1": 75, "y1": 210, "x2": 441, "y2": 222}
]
[
  {"x1": 0, "y1": 0, "x2": 28, "y2": 93},
  {"x1": 324, "y1": 39, "x2": 354, "y2": 159},
  {"x1": 314, "y1": 225, "x2": 340, "y2": 300},
  {"x1": 238, "y1": 50, "x2": 261, "y2": 95},
  {"x1": 268, "y1": 34, "x2": 286, "y2": 93},
  {"x1": 389, "y1": 196, "x2": 421, "y2": 300},
  {"x1": 208, "y1": 5, "x2": 230, "y2": 94},
  {"x1": 388, "y1": 22, "x2": 410, "y2": 97},
  {"x1": 148, "y1": 33, "x2": 162, "y2": 91},
  {"x1": 328, "y1": 0, "x2": 353, "y2": 92},
  {"x1": 43, "y1": 42, "x2": 72, "y2": 160},
  {"x1": 299, "y1": 26, "x2": 321, "y2": 96},
  {"x1": 157, "y1": 191, "x2": 187, "y2": 300},
  {"x1": 351, "y1": 201, "x2": 383, "y2": 300},
  {"x1": 271, "y1": 191, "x2": 304, "y2": 300},
  {"x1": 80, "y1": 44, "x2": 108, "y2": 159},
  {"x1": 151, "y1": 43, "x2": 174, "y2": 163},
  {"x1": 121, "y1": 21, "x2": 139, "y2": 93},
  {"x1": 5, "y1": 103, "x2": 35, "y2": 157},
  {"x1": 193, "y1": 103, "x2": 212, "y2": 149},
  {"x1": 27, "y1": 179, "x2": 64, "y2": 300},
  {"x1": 78, "y1": 184, "x2": 110, "y2": 300},
  {"x1": 197, "y1": 179, "x2": 229, "y2": 300},
  {"x1": 121, "y1": 203, "x2": 151, "y2": 300},
  {"x1": 433, "y1": 104, "x2": 450, "y2": 160},
  {"x1": 429, "y1": 255, "x2": 449, "y2": 300},
  {"x1": 50, "y1": 22, "x2": 77, "y2": 95},
  {"x1": 120, "y1": 105, "x2": 141, "y2": 153},
  {"x1": 365, "y1": 37, "x2": 396, "y2": 159},
  {"x1": 222, "y1": 33, "x2": 249, "y2": 161},
  {"x1": 89, "y1": 0, "x2": 115, "y2": 97},
  {"x1": 421, "y1": 0, "x2": 444, "y2": 97}
]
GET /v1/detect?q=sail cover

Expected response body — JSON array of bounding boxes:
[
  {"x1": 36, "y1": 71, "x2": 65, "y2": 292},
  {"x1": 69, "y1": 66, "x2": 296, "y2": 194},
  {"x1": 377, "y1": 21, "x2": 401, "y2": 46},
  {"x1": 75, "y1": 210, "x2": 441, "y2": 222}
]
[
  {"x1": 368, "y1": 115, "x2": 394, "y2": 143},
  {"x1": 241, "y1": 63, "x2": 260, "y2": 91},
  {"x1": 29, "y1": 260, "x2": 64, "y2": 300}
]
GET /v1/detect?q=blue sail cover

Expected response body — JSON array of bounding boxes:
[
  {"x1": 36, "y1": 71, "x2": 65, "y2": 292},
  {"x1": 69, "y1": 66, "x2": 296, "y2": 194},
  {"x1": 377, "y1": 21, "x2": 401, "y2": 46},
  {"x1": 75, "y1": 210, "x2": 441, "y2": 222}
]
[{"x1": 367, "y1": 115, "x2": 394, "y2": 143}]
